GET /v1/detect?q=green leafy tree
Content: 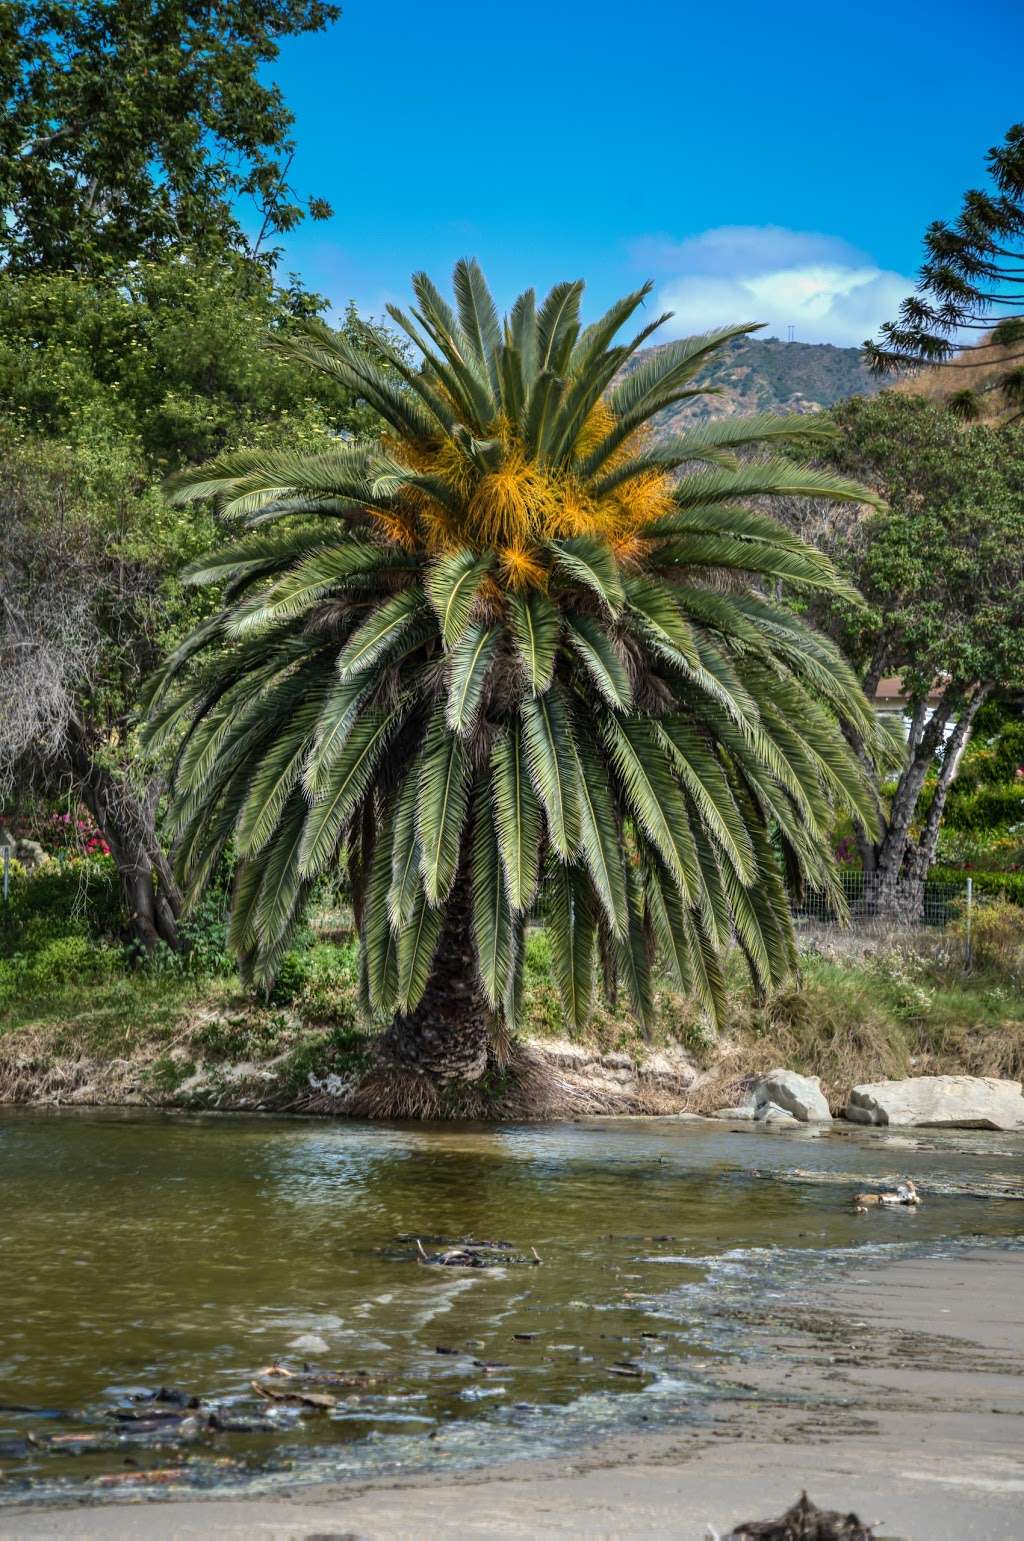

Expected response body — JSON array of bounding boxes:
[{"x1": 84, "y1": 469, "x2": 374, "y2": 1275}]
[
  {"x1": 1, "y1": 0, "x2": 340, "y2": 273},
  {"x1": 0, "y1": 260, "x2": 383, "y2": 952},
  {"x1": 816, "y1": 393, "x2": 1024, "y2": 892},
  {"x1": 147, "y1": 262, "x2": 890, "y2": 1099},
  {"x1": 866, "y1": 123, "x2": 1024, "y2": 425}
]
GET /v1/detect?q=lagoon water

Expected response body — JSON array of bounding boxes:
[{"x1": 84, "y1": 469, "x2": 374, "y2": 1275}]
[{"x1": 1, "y1": 1108, "x2": 1022, "y2": 1503}]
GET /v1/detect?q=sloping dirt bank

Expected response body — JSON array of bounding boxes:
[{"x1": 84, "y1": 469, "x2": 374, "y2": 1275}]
[
  {"x1": 0, "y1": 1017, "x2": 706, "y2": 1117},
  {"x1": 7, "y1": 1249, "x2": 1024, "y2": 1539},
  {"x1": 4, "y1": 933, "x2": 1024, "y2": 1119}
]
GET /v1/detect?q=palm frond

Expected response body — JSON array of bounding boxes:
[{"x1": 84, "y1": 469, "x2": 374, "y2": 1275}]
[
  {"x1": 416, "y1": 705, "x2": 471, "y2": 904},
  {"x1": 446, "y1": 622, "x2": 499, "y2": 734},
  {"x1": 298, "y1": 705, "x2": 403, "y2": 877},
  {"x1": 521, "y1": 687, "x2": 580, "y2": 858},
  {"x1": 336, "y1": 589, "x2": 428, "y2": 678},
  {"x1": 573, "y1": 730, "x2": 628, "y2": 936},
  {"x1": 491, "y1": 728, "x2": 542, "y2": 910},
  {"x1": 564, "y1": 614, "x2": 632, "y2": 711},
  {"x1": 388, "y1": 765, "x2": 423, "y2": 928},
  {"x1": 544, "y1": 858, "x2": 596, "y2": 1033},
  {"x1": 509, "y1": 588, "x2": 559, "y2": 694},
  {"x1": 472, "y1": 791, "x2": 515, "y2": 1009},
  {"x1": 426, "y1": 548, "x2": 493, "y2": 647},
  {"x1": 550, "y1": 536, "x2": 624, "y2": 614},
  {"x1": 396, "y1": 884, "x2": 445, "y2": 1014}
]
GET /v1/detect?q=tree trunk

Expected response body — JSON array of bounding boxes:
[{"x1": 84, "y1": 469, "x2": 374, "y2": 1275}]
[
  {"x1": 378, "y1": 866, "x2": 492, "y2": 1085},
  {"x1": 865, "y1": 693, "x2": 953, "y2": 903},
  {"x1": 857, "y1": 682, "x2": 986, "y2": 919},
  {"x1": 64, "y1": 722, "x2": 182, "y2": 954},
  {"x1": 905, "y1": 685, "x2": 990, "y2": 882}
]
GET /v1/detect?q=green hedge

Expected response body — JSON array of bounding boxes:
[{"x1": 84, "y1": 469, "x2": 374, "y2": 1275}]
[
  {"x1": 929, "y1": 865, "x2": 1024, "y2": 905},
  {"x1": 1, "y1": 855, "x2": 121, "y2": 952},
  {"x1": 940, "y1": 784, "x2": 1024, "y2": 832}
]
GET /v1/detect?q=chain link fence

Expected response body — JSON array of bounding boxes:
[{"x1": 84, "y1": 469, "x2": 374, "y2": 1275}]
[{"x1": 790, "y1": 869, "x2": 975, "y2": 959}]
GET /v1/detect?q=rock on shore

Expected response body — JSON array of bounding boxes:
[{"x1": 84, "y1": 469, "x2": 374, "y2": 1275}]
[
  {"x1": 846, "y1": 1074, "x2": 1024, "y2": 1130},
  {"x1": 754, "y1": 1069, "x2": 832, "y2": 1123}
]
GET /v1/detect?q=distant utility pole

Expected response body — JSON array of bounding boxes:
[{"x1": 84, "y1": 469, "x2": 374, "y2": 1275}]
[{"x1": 787, "y1": 325, "x2": 795, "y2": 343}]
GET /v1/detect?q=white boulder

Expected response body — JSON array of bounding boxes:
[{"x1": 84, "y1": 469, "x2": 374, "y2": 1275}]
[
  {"x1": 753, "y1": 1069, "x2": 832, "y2": 1123},
  {"x1": 846, "y1": 1075, "x2": 1024, "y2": 1130},
  {"x1": 710, "y1": 1104, "x2": 758, "y2": 1120},
  {"x1": 756, "y1": 1101, "x2": 800, "y2": 1126}
]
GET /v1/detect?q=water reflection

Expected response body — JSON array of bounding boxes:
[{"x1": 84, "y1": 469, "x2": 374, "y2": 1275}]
[{"x1": 0, "y1": 1108, "x2": 1021, "y2": 1502}]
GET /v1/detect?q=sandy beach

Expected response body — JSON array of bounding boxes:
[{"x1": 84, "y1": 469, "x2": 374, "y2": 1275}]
[{"x1": 4, "y1": 1247, "x2": 1023, "y2": 1540}]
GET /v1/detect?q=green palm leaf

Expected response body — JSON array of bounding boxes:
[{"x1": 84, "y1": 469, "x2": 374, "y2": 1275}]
[
  {"x1": 601, "y1": 716, "x2": 696, "y2": 897},
  {"x1": 509, "y1": 588, "x2": 559, "y2": 694},
  {"x1": 447, "y1": 622, "x2": 499, "y2": 734},
  {"x1": 614, "y1": 861, "x2": 654, "y2": 1034},
  {"x1": 491, "y1": 728, "x2": 542, "y2": 910},
  {"x1": 472, "y1": 793, "x2": 515, "y2": 1009},
  {"x1": 388, "y1": 766, "x2": 423, "y2": 927},
  {"x1": 298, "y1": 706, "x2": 402, "y2": 877},
  {"x1": 230, "y1": 540, "x2": 411, "y2": 634},
  {"x1": 544, "y1": 858, "x2": 596, "y2": 1033},
  {"x1": 417, "y1": 706, "x2": 471, "y2": 904},
  {"x1": 234, "y1": 691, "x2": 326, "y2": 856},
  {"x1": 550, "y1": 535, "x2": 624, "y2": 614},
  {"x1": 564, "y1": 614, "x2": 632, "y2": 711},
  {"x1": 336, "y1": 589, "x2": 427, "y2": 678},
  {"x1": 426, "y1": 548, "x2": 493, "y2": 647},
  {"x1": 396, "y1": 885, "x2": 445, "y2": 1014},
  {"x1": 521, "y1": 688, "x2": 580, "y2": 858},
  {"x1": 302, "y1": 675, "x2": 372, "y2": 795},
  {"x1": 624, "y1": 575, "x2": 700, "y2": 668},
  {"x1": 362, "y1": 809, "x2": 401, "y2": 1019},
  {"x1": 573, "y1": 731, "x2": 628, "y2": 937}
]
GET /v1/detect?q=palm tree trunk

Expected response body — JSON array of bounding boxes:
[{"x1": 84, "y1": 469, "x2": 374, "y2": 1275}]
[{"x1": 379, "y1": 865, "x2": 492, "y2": 1084}]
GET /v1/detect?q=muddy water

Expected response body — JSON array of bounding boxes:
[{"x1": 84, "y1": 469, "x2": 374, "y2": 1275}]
[{"x1": 1, "y1": 1108, "x2": 1022, "y2": 1503}]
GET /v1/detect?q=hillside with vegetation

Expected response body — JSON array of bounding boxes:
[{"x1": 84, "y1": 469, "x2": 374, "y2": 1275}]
[{"x1": 642, "y1": 333, "x2": 884, "y2": 438}]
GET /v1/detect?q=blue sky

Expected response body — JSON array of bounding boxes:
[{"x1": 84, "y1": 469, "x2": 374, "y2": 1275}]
[{"x1": 269, "y1": 0, "x2": 1024, "y2": 345}]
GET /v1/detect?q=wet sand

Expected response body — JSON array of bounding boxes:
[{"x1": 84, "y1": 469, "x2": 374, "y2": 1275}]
[{"x1": 5, "y1": 1248, "x2": 1023, "y2": 1539}]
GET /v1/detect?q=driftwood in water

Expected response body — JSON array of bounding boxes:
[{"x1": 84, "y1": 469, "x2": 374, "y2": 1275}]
[
  {"x1": 414, "y1": 1238, "x2": 542, "y2": 1268},
  {"x1": 728, "y1": 1490, "x2": 875, "y2": 1540},
  {"x1": 251, "y1": 1380, "x2": 336, "y2": 1411},
  {"x1": 257, "y1": 1362, "x2": 384, "y2": 1389}
]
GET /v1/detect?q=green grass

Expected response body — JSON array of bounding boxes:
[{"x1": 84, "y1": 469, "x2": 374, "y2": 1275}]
[
  {"x1": 0, "y1": 973, "x2": 214, "y2": 1055},
  {"x1": 2, "y1": 916, "x2": 1023, "y2": 1113}
]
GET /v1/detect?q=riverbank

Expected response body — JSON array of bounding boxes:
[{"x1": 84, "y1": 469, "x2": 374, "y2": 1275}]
[
  {"x1": 6, "y1": 1248, "x2": 1023, "y2": 1539},
  {"x1": 3, "y1": 934, "x2": 1024, "y2": 1118}
]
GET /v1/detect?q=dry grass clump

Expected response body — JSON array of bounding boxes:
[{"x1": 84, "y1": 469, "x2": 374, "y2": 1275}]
[{"x1": 0, "y1": 1026, "x2": 149, "y2": 1105}]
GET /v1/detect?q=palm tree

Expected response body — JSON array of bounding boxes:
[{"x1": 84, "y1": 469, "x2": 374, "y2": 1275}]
[{"x1": 145, "y1": 262, "x2": 890, "y2": 1104}]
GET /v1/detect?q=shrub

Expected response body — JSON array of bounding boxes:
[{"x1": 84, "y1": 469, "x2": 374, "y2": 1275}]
[
  {"x1": 930, "y1": 865, "x2": 1024, "y2": 906},
  {"x1": 267, "y1": 948, "x2": 310, "y2": 1005},
  {"x1": 294, "y1": 940, "x2": 359, "y2": 1022},
  {"x1": 2, "y1": 855, "x2": 120, "y2": 948},
  {"x1": 941, "y1": 784, "x2": 1024, "y2": 832},
  {"x1": 0, "y1": 933, "x2": 118, "y2": 1004},
  {"x1": 955, "y1": 897, "x2": 1024, "y2": 979},
  {"x1": 935, "y1": 826, "x2": 1024, "y2": 873}
]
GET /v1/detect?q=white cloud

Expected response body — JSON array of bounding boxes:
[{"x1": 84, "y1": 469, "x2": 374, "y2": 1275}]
[{"x1": 632, "y1": 226, "x2": 914, "y2": 348}]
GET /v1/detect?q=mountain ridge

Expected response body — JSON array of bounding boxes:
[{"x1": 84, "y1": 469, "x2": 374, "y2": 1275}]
[{"x1": 641, "y1": 332, "x2": 883, "y2": 440}]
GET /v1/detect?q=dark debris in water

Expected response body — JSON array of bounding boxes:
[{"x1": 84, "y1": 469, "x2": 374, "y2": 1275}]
[
  {"x1": 413, "y1": 1237, "x2": 542, "y2": 1268},
  {"x1": 135, "y1": 1386, "x2": 202, "y2": 1409}
]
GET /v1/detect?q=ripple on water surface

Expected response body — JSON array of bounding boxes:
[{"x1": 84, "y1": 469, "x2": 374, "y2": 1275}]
[{"x1": 0, "y1": 1108, "x2": 1021, "y2": 1503}]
